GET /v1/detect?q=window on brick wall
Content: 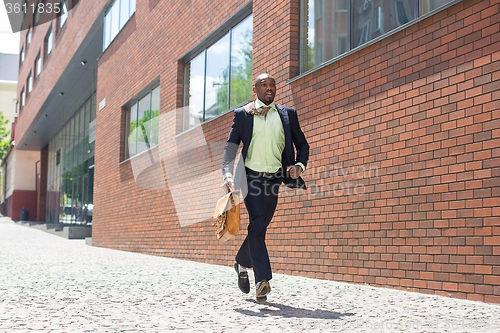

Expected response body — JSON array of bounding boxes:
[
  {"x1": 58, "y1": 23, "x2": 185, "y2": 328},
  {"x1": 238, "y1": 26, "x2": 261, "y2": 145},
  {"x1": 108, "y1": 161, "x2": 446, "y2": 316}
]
[
  {"x1": 35, "y1": 52, "x2": 42, "y2": 79},
  {"x1": 45, "y1": 27, "x2": 53, "y2": 58},
  {"x1": 103, "y1": 0, "x2": 136, "y2": 51},
  {"x1": 420, "y1": 0, "x2": 453, "y2": 14},
  {"x1": 181, "y1": 13, "x2": 253, "y2": 132},
  {"x1": 20, "y1": 47, "x2": 25, "y2": 65},
  {"x1": 300, "y1": 0, "x2": 455, "y2": 73},
  {"x1": 26, "y1": 26, "x2": 31, "y2": 47},
  {"x1": 21, "y1": 88, "x2": 25, "y2": 108},
  {"x1": 123, "y1": 85, "x2": 160, "y2": 160},
  {"x1": 35, "y1": 52, "x2": 42, "y2": 78},
  {"x1": 59, "y1": 0, "x2": 68, "y2": 29},
  {"x1": 34, "y1": 1, "x2": 41, "y2": 26},
  {"x1": 27, "y1": 71, "x2": 33, "y2": 94}
]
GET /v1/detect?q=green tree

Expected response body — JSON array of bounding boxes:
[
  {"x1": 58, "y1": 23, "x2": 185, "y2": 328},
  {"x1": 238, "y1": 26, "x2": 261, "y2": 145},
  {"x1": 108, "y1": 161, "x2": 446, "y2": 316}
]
[
  {"x1": 129, "y1": 109, "x2": 159, "y2": 148},
  {"x1": 214, "y1": 29, "x2": 253, "y2": 114},
  {"x1": 229, "y1": 30, "x2": 253, "y2": 108},
  {"x1": 307, "y1": 42, "x2": 314, "y2": 71},
  {"x1": 0, "y1": 111, "x2": 11, "y2": 160}
]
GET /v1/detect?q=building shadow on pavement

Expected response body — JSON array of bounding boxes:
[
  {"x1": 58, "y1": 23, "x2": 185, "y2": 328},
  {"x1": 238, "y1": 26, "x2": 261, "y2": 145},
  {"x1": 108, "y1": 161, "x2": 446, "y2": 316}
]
[{"x1": 235, "y1": 299, "x2": 355, "y2": 319}]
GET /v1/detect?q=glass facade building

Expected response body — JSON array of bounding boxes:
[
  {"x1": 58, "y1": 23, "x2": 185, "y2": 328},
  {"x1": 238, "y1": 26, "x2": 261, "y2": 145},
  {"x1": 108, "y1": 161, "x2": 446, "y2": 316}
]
[{"x1": 46, "y1": 95, "x2": 96, "y2": 224}]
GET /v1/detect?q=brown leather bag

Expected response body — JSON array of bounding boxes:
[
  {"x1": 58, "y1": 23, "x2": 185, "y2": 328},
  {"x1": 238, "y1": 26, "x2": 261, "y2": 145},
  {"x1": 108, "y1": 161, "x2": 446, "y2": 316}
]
[{"x1": 213, "y1": 189, "x2": 241, "y2": 242}]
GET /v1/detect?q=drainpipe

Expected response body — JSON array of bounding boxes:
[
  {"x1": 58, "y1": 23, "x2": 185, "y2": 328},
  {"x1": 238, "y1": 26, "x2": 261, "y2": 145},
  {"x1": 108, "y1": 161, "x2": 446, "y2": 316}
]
[{"x1": 35, "y1": 160, "x2": 39, "y2": 221}]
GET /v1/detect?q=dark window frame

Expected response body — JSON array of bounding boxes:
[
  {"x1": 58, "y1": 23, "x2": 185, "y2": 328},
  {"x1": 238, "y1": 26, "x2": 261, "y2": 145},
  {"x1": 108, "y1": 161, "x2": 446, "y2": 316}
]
[
  {"x1": 180, "y1": 2, "x2": 253, "y2": 132},
  {"x1": 122, "y1": 80, "x2": 161, "y2": 161},
  {"x1": 35, "y1": 51, "x2": 42, "y2": 79},
  {"x1": 26, "y1": 26, "x2": 31, "y2": 47},
  {"x1": 27, "y1": 70, "x2": 33, "y2": 95},
  {"x1": 20, "y1": 88, "x2": 26, "y2": 109},
  {"x1": 297, "y1": 0, "x2": 460, "y2": 79},
  {"x1": 19, "y1": 47, "x2": 25, "y2": 67},
  {"x1": 103, "y1": 0, "x2": 137, "y2": 51},
  {"x1": 44, "y1": 26, "x2": 53, "y2": 60},
  {"x1": 59, "y1": 0, "x2": 68, "y2": 30}
]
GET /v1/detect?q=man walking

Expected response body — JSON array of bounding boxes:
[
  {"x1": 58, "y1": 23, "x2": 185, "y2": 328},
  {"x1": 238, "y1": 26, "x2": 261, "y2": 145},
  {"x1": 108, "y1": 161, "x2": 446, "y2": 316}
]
[{"x1": 222, "y1": 73, "x2": 309, "y2": 302}]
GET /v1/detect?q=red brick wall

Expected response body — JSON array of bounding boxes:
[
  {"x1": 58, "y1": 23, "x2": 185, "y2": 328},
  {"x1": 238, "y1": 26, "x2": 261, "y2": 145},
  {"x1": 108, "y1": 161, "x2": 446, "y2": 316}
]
[
  {"x1": 93, "y1": 0, "x2": 500, "y2": 303},
  {"x1": 6, "y1": 190, "x2": 37, "y2": 221}
]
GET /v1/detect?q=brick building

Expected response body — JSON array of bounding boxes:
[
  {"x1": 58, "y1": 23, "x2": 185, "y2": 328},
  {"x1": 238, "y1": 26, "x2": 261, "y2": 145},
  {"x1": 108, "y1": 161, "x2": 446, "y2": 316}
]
[{"x1": 14, "y1": 0, "x2": 500, "y2": 303}]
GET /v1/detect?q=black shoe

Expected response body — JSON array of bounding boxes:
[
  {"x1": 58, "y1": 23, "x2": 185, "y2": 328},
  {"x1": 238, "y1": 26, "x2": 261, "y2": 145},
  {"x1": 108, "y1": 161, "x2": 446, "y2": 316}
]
[
  {"x1": 234, "y1": 263, "x2": 250, "y2": 294},
  {"x1": 255, "y1": 280, "x2": 271, "y2": 303}
]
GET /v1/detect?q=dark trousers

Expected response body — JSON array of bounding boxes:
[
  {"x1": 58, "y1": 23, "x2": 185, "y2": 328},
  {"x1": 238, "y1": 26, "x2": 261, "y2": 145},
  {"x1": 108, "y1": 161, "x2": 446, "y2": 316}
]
[{"x1": 235, "y1": 172, "x2": 282, "y2": 284}]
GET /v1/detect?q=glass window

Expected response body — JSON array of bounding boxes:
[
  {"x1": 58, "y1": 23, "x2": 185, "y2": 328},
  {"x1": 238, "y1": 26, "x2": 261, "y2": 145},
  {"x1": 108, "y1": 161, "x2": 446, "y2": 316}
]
[
  {"x1": 64, "y1": 169, "x2": 73, "y2": 222},
  {"x1": 315, "y1": 0, "x2": 323, "y2": 19},
  {"x1": 34, "y1": 1, "x2": 40, "y2": 25},
  {"x1": 103, "y1": 0, "x2": 136, "y2": 50},
  {"x1": 45, "y1": 98, "x2": 95, "y2": 225},
  {"x1": 45, "y1": 28, "x2": 53, "y2": 56},
  {"x1": 60, "y1": 0, "x2": 68, "y2": 28},
  {"x1": 420, "y1": 0, "x2": 452, "y2": 14},
  {"x1": 47, "y1": 182, "x2": 52, "y2": 221},
  {"x1": 55, "y1": 179, "x2": 61, "y2": 223},
  {"x1": 79, "y1": 106, "x2": 85, "y2": 134},
  {"x1": 119, "y1": 0, "x2": 130, "y2": 30},
  {"x1": 184, "y1": 53, "x2": 205, "y2": 130},
  {"x1": 182, "y1": 14, "x2": 253, "y2": 131},
  {"x1": 69, "y1": 117, "x2": 76, "y2": 169},
  {"x1": 84, "y1": 101, "x2": 90, "y2": 133},
  {"x1": 351, "y1": 0, "x2": 417, "y2": 47},
  {"x1": 301, "y1": 0, "x2": 452, "y2": 73},
  {"x1": 124, "y1": 86, "x2": 160, "y2": 160},
  {"x1": 150, "y1": 86, "x2": 160, "y2": 148},
  {"x1": 35, "y1": 52, "x2": 42, "y2": 77},
  {"x1": 21, "y1": 88, "x2": 25, "y2": 107},
  {"x1": 205, "y1": 33, "x2": 230, "y2": 121},
  {"x1": 26, "y1": 27, "x2": 31, "y2": 46},
  {"x1": 89, "y1": 95, "x2": 96, "y2": 157},
  {"x1": 20, "y1": 47, "x2": 24, "y2": 64},
  {"x1": 301, "y1": 0, "x2": 349, "y2": 72},
  {"x1": 230, "y1": 15, "x2": 253, "y2": 109},
  {"x1": 91, "y1": 94, "x2": 96, "y2": 121},
  {"x1": 137, "y1": 94, "x2": 151, "y2": 153},
  {"x1": 337, "y1": 0, "x2": 348, "y2": 11},
  {"x1": 130, "y1": 0, "x2": 136, "y2": 15},
  {"x1": 27, "y1": 71, "x2": 32, "y2": 93},
  {"x1": 110, "y1": 1, "x2": 120, "y2": 41},
  {"x1": 127, "y1": 103, "x2": 138, "y2": 158},
  {"x1": 124, "y1": 104, "x2": 132, "y2": 158},
  {"x1": 104, "y1": 11, "x2": 111, "y2": 49}
]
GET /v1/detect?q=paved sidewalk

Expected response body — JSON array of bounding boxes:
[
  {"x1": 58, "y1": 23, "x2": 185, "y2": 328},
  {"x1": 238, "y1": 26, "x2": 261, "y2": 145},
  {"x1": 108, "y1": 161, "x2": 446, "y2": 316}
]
[{"x1": 0, "y1": 216, "x2": 499, "y2": 333}]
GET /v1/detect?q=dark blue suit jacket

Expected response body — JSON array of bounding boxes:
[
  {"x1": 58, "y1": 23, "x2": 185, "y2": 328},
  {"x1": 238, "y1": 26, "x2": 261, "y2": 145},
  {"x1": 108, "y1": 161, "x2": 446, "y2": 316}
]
[{"x1": 222, "y1": 103, "x2": 309, "y2": 189}]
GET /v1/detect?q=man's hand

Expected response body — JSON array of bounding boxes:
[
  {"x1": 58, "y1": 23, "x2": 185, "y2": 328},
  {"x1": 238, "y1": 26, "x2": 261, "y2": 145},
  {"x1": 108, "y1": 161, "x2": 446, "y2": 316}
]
[
  {"x1": 287, "y1": 165, "x2": 302, "y2": 179},
  {"x1": 224, "y1": 177, "x2": 235, "y2": 193}
]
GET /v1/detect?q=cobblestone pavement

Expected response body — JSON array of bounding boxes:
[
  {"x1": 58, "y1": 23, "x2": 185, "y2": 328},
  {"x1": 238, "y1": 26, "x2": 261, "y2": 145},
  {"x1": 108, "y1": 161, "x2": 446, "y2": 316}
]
[{"x1": 1, "y1": 216, "x2": 499, "y2": 333}]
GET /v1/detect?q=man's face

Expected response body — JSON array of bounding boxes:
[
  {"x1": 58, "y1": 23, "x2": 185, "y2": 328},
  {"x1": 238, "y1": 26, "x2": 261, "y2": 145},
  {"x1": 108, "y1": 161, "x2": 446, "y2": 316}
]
[{"x1": 253, "y1": 77, "x2": 276, "y2": 104}]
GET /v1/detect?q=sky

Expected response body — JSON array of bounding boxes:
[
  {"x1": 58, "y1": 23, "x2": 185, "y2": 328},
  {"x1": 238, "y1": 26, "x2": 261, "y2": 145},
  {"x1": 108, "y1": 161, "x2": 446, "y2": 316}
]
[{"x1": 0, "y1": 5, "x2": 20, "y2": 54}]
